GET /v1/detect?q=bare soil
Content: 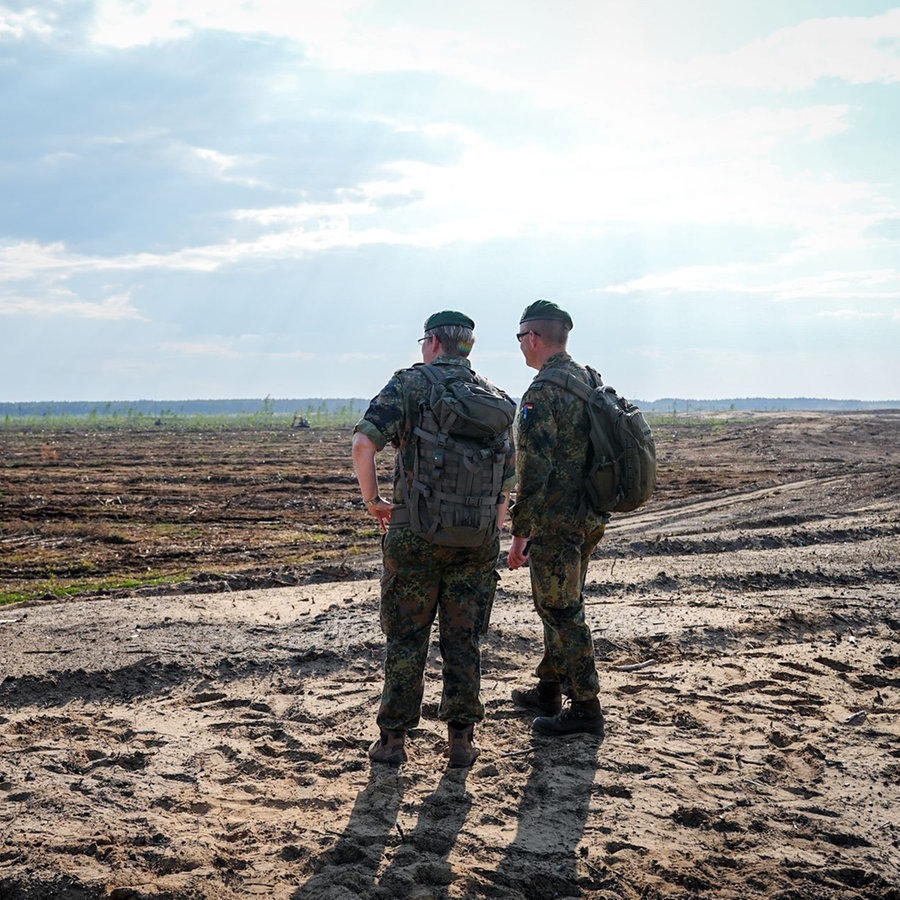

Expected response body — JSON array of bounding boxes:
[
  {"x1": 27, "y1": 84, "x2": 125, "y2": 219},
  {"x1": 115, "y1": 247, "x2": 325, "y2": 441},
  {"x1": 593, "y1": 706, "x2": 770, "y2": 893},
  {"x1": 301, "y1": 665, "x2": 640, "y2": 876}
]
[
  {"x1": 0, "y1": 425, "x2": 376, "y2": 603},
  {"x1": 1, "y1": 412, "x2": 899, "y2": 899}
]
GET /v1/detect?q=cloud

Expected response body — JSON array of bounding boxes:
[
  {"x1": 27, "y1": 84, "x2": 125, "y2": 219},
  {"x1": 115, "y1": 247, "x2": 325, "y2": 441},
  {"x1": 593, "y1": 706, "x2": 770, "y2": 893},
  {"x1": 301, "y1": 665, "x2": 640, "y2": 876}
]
[
  {"x1": 88, "y1": 0, "x2": 367, "y2": 48},
  {"x1": 186, "y1": 146, "x2": 266, "y2": 188},
  {"x1": 0, "y1": 6, "x2": 54, "y2": 41},
  {"x1": 338, "y1": 351, "x2": 389, "y2": 363},
  {"x1": 604, "y1": 263, "x2": 900, "y2": 303},
  {"x1": 157, "y1": 336, "x2": 316, "y2": 361},
  {"x1": 0, "y1": 287, "x2": 144, "y2": 320},
  {"x1": 817, "y1": 308, "x2": 886, "y2": 320},
  {"x1": 686, "y1": 8, "x2": 900, "y2": 91},
  {"x1": 2, "y1": 2, "x2": 899, "y2": 402}
]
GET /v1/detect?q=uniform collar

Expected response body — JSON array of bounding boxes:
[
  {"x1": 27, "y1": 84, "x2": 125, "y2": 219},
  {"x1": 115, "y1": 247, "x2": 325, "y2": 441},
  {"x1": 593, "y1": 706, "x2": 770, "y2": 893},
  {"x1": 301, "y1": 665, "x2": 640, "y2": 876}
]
[
  {"x1": 431, "y1": 355, "x2": 472, "y2": 369},
  {"x1": 539, "y1": 351, "x2": 571, "y2": 371}
]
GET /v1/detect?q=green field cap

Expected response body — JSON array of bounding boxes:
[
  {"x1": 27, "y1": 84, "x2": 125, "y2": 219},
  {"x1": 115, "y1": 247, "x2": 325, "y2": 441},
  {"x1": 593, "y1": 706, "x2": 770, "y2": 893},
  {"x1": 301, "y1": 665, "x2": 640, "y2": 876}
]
[
  {"x1": 519, "y1": 299, "x2": 573, "y2": 329},
  {"x1": 424, "y1": 310, "x2": 475, "y2": 331}
]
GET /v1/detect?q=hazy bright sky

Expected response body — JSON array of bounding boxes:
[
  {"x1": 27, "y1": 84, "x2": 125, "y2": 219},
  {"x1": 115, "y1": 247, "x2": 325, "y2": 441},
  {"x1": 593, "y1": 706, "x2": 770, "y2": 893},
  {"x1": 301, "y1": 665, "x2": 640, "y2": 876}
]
[{"x1": 2, "y1": 1, "x2": 899, "y2": 402}]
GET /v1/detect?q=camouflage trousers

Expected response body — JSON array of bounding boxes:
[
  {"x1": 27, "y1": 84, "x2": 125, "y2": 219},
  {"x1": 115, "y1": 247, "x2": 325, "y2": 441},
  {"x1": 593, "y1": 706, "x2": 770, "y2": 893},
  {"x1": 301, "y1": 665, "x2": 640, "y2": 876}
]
[
  {"x1": 528, "y1": 524, "x2": 606, "y2": 701},
  {"x1": 376, "y1": 527, "x2": 501, "y2": 731}
]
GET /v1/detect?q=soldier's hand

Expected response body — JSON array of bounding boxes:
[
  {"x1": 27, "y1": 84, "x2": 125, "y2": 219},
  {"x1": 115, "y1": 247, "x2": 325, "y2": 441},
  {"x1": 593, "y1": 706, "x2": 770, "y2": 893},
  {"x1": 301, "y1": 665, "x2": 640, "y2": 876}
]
[
  {"x1": 507, "y1": 536, "x2": 530, "y2": 569},
  {"x1": 369, "y1": 498, "x2": 394, "y2": 533}
]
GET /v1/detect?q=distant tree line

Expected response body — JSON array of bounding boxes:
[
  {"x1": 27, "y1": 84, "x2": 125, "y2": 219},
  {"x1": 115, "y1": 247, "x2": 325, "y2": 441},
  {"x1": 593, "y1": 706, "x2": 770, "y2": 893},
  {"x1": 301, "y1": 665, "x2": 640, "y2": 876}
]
[
  {"x1": 638, "y1": 397, "x2": 900, "y2": 413},
  {"x1": 1, "y1": 395, "x2": 898, "y2": 422},
  {"x1": 0, "y1": 397, "x2": 370, "y2": 419}
]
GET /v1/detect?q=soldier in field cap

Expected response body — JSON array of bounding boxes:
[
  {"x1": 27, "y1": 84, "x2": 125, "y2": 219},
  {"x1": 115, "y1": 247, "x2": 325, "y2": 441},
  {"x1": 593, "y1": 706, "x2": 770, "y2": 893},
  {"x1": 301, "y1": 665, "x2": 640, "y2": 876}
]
[
  {"x1": 519, "y1": 298, "x2": 574, "y2": 329},
  {"x1": 424, "y1": 309, "x2": 474, "y2": 332},
  {"x1": 508, "y1": 299, "x2": 607, "y2": 737},
  {"x1": 352, "y1": 310, "x2": 516, "y2": 768}
]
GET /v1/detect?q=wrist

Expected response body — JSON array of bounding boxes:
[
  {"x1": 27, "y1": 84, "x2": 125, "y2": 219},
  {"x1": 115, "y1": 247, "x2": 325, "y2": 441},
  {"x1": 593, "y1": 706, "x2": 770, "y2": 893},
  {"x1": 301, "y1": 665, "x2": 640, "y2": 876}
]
[{"x1": 364, "y1": 495, "x2": 381, "y2": 506}]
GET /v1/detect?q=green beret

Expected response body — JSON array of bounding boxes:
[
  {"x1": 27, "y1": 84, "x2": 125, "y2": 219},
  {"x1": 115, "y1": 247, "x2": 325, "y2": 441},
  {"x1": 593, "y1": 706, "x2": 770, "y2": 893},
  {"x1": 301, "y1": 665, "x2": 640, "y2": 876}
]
[
  {"x1": 424, "y1": 310, "x2": 475, "y2": 331},
  {"x1": 520, "y1": 299, "x2": 573, "y2": 329}
]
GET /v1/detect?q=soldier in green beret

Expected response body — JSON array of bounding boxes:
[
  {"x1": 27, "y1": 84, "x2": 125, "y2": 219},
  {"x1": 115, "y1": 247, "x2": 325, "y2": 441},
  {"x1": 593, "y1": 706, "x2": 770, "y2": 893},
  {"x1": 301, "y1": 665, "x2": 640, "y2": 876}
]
[
  {"x1": 508, "y1": 300, "x2": 607, "y2": 736},
  {"x1": 352, "y1": 311, "x2": 516, "y2": 767}
]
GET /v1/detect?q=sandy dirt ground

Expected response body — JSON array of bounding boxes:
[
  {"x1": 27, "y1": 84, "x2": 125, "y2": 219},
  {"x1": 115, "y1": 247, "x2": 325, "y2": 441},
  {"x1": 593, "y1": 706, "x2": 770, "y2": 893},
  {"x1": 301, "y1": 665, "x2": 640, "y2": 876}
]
[{"x1": 1, "y1": 412, "x2": 899, "y2": 899}]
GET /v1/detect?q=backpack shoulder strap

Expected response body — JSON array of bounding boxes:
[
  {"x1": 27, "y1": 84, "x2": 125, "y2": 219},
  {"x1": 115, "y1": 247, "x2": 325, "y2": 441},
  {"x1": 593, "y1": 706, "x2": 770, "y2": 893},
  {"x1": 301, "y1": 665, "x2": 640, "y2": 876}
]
[
  {"x1": 418, "y1": 362, "x2": 442, "y2": 386},
  {"x1": 419, "y1": 362, "x2": 476, "y2": 385},
  {"x1": 584, "y1": 366, "x2": 603, "y2": 389},
  {"x1": 532, "y1": 365, "x2": 615, "y2": 520},
  {"x1": 533, "y1": 366, "x2": 594, "y2": 402}
]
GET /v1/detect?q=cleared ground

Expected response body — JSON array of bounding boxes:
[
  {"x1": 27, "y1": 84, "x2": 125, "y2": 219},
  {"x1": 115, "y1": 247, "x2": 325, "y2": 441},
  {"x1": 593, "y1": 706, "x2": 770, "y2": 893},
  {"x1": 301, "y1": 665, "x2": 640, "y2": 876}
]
[{"x1": 1, "y1": 412, "x2": 899, "y2": 898}]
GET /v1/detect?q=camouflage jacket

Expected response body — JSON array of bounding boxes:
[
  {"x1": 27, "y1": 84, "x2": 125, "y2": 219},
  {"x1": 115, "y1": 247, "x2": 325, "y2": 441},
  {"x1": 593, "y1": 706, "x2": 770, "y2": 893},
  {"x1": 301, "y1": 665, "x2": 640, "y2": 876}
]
[
  {"x1": 510, "y1": 351, "x2": 608, "y2": 539},
  {"x1": 354, "y1": 356, "x2": 517, "y2": 505}
]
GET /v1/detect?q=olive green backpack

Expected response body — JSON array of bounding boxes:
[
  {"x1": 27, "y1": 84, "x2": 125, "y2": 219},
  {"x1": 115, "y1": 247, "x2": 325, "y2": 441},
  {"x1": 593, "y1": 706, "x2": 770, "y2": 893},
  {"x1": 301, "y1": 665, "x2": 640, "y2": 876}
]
[
  {"x1": 400, "y1": 364, "x2": 516, "y2": 547},
  {"x1": 535, "y1": 366, "x2": 656, "y2": 514}
]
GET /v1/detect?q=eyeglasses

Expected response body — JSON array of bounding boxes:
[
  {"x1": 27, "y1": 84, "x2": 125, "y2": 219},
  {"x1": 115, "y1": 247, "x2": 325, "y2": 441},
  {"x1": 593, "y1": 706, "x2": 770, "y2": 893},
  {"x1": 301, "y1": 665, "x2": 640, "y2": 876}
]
[
  {"x1": 418, "y1": 334, "x2": 433, "y2": 345},
  {"x1": 516, "y1": 330, "x2": 540, "y2": 342}
]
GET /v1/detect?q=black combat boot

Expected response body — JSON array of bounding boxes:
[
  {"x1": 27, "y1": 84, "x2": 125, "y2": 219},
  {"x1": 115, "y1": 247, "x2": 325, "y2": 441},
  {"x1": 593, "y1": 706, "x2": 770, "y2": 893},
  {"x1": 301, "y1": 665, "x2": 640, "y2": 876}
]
[
  {"x1": 511, "y1": 680, "x2": 562, "y2": 716},
  {"x1": 532, "y1": 697, "x2": 604, "y2": 737}
]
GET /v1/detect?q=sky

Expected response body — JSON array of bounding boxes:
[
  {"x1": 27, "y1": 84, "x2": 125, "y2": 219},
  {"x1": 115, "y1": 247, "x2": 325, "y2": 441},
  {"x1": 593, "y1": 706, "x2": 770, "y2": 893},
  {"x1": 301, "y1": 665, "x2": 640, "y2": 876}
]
[{"x1": 1, "y1": 1, "x2": 899, "y2": 403}]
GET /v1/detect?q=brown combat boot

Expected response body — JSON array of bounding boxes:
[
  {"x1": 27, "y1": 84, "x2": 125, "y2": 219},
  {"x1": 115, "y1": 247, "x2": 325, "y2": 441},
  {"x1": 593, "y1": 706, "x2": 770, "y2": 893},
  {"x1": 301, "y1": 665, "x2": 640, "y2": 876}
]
[
  {"x1": 447, "y1": 723, "x2": 480, "y2": 768},
  {"x1": 532, "y1": 697, "x2": 605, "y2": 737},
  {"x1": 511, "y1": 680, "x2": 562, "y2": 716},
  {"x1": 368, "y1": 728, "x2": 407, "y2": 766}
]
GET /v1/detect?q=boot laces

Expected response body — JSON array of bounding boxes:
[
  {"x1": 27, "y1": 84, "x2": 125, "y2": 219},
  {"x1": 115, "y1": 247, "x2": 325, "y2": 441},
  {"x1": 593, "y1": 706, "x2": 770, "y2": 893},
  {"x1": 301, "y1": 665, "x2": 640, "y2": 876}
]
[{"x1": 558, "y1": 700, "x2": 595, "y2": 722}]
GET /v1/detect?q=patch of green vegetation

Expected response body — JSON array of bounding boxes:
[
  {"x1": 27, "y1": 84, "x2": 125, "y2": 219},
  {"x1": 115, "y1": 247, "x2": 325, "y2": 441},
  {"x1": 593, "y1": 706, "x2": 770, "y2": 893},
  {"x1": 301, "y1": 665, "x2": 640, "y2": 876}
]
[
  {"x1": 0, "y1": 407, "x2": 363, "y2": 433},
  {"x1": 0, "y1": 572, "x2": 191, "y2": 607},
  {"x1": 344, "y1": 542, "x2": 380, "y2": 556},
  {"x1": 145, "y1": 523, "x2": 204, "y2": 539},
  {"x1": 645, "y1": 412, "x2": 755, "y2": 435},
  {"x1": 645, "y1": 408, "x2": 755, "y2": 428},
  {"x1": 293, "y1": 529, "x2": 333, "y2": 545}
]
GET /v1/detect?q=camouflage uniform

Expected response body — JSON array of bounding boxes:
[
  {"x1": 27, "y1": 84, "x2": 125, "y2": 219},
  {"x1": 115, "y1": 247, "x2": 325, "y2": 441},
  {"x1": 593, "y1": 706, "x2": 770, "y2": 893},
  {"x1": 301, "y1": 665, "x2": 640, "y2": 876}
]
[
  {"x1": 510, "y1": 351, "x2": 608, "y2": 701},
  {"x1": 355, "y1": 356, "x2": 516, "y2": 731}
]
